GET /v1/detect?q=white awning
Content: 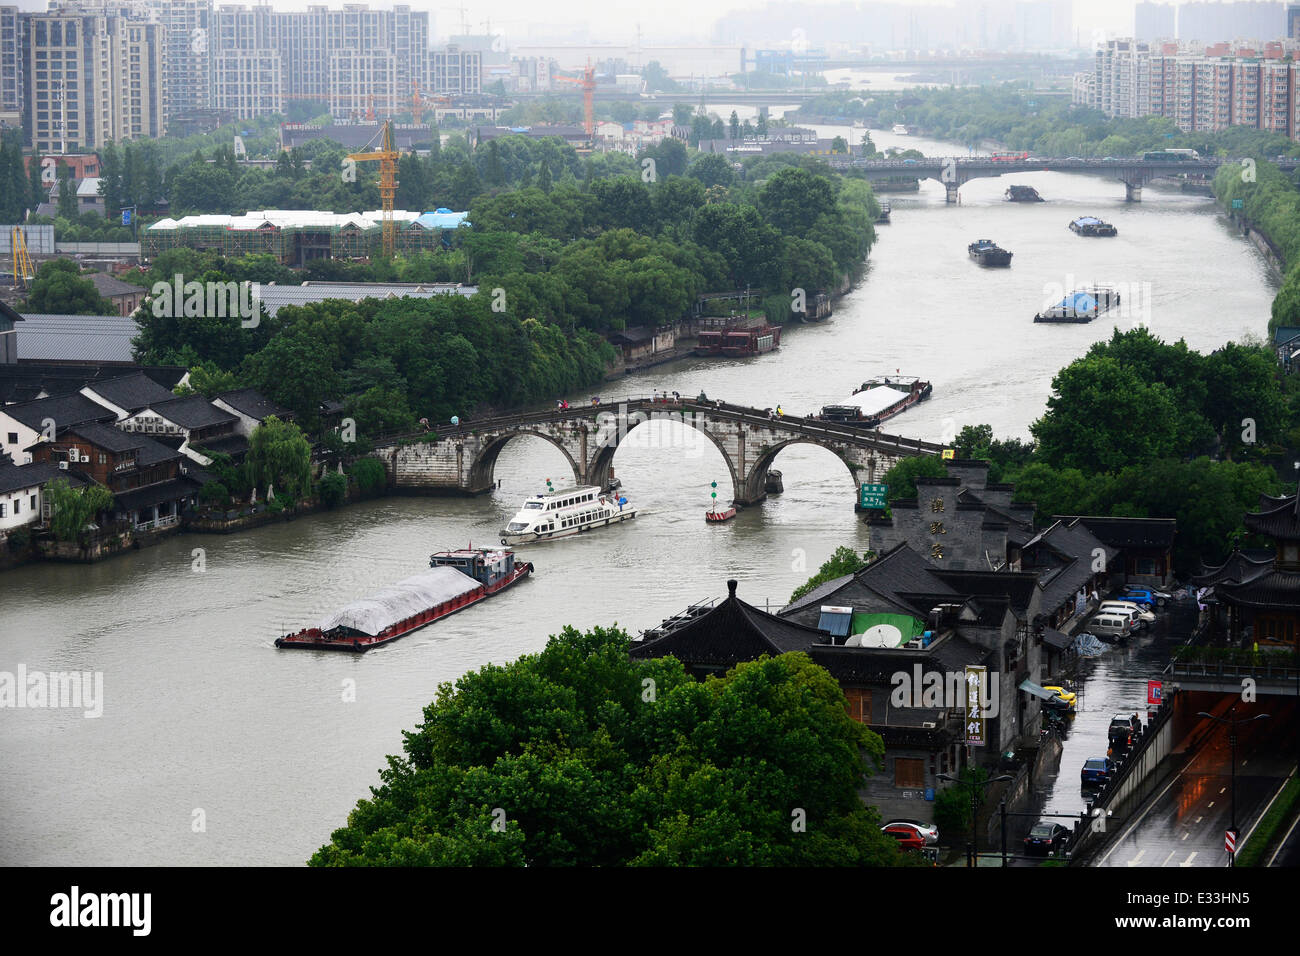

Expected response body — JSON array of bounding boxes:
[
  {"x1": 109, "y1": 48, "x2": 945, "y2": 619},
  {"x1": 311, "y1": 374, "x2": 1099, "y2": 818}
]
[{"x1": 855, "y1": 386, "x2": 906, "y2": 417}]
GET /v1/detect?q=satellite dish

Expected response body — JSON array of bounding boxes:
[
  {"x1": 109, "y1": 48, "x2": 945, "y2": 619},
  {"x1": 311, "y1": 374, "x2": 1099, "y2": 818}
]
[{"x1": 858, "y1": 623, "x2": 903, "y2": 647}]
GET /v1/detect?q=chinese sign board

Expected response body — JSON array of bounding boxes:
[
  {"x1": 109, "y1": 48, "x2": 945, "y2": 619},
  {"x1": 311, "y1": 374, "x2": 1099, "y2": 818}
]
[
  {"x1": 964, "y1": 665, "x2": 987, "y2": 747},
  {"x1": 859, "y1": 483, "x2": 887, "y2": 509}
]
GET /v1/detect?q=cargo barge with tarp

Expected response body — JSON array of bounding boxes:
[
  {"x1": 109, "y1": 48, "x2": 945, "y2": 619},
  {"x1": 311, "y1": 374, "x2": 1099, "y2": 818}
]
[
  {"x1": 1033, "y1": 286, "x2": 1121, "y2": 323},
  {"x1": 848, "y1": 375, "x2": 933, "y2": 424},
  {"x1": 1069, "y1": 216, "x2": 1117, "y2": 237},
  {"x1": 274, "y1": 548, "x2": 532, "y2": 652}
]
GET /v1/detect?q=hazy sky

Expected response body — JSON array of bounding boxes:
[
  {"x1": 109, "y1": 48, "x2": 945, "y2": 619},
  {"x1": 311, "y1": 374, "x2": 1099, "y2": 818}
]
[{"x1": 8, "y1": 0, "x2": 1150, "y2": 44}]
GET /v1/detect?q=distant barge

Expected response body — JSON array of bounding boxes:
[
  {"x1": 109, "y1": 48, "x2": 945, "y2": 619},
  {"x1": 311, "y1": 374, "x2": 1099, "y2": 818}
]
[
  {"x1": 694, "y1": 324, "x2": 782, "y2": 357},
  {"x1": 274, "y1": 549, "x2": 532, "y2": 652},
  {"x1": 1070, "y1": 216, "x2": 1118, "y2": 237},
  {"x1": 876, "y1": 201, "x2": 891, "y2": 224},
  {"x1": 968, "y1": 239, "x2": 1013, "y2": 266},
  {"x1": 1005, "y1": 184, "x2": 1044, "y2": 202},
  {"x1": 1034, "y1": 286, "x2": 1122, "y2": 323}
]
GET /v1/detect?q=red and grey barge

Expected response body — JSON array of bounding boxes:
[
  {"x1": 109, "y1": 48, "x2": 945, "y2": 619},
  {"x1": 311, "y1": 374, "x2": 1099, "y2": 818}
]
[
  {"x1": 274, "y1": 548, "x2": 533, "y2": 652},
  {"x1": 695, "y1": 325, "x2": 782, "y2": 357}
]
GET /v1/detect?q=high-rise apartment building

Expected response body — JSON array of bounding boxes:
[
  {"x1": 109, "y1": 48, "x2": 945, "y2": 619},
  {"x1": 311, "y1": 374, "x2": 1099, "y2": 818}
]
[
  {"x1": 1, "y1": 5, "x2": 22, "y2": 117},
  {"x1": 23, "y1": 3, "x2": 164, "y2": 152},
  {"x1": 149, "y1": 0, "x2": 212, "y2": 120},
  {"x1": 1094, "y1": 39, "x2": 1153, "y2": 118},
  {"x1": 1135, "y1": 2, "x2": 1177, "y2": 41}
]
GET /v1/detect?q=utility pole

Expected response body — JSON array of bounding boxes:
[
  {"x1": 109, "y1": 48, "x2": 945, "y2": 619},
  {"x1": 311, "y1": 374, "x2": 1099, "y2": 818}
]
[{"x1": 1197, "y1": 704, "x2": 1270, "y2": 867}]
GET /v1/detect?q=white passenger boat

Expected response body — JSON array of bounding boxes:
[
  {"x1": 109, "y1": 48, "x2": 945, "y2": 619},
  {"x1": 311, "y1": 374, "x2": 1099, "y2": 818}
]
[
  {"x1": 891, "y1": 124, "x2": 909, "y2": 135},
  {"x1": 500, "y1": 485, "x2": 636, "y2": 545}
]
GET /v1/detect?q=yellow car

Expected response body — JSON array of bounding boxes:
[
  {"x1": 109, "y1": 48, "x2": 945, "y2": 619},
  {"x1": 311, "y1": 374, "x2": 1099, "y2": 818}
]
[{"x1": 1043, "y1": 685, "x2": 1077, "y2": 711}]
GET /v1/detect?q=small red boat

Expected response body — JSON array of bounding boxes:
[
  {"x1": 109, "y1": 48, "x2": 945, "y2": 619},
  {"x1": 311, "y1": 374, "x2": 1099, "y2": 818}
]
[
  {"x1": 706, "y1": 506, "x2": 737, "y2": 522},
  {"x1": 275, "y1": 548, "x2": 532, "y2": 652}
]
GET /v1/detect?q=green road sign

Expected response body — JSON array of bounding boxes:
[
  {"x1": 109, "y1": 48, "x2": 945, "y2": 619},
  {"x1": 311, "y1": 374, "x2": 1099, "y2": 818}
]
[
  {"x1": 1232, "y1": 198, "x2": 1244, "y2": 209},
  {"x1": 859, "y1": 483, "x2": 888, "y2": 509}
]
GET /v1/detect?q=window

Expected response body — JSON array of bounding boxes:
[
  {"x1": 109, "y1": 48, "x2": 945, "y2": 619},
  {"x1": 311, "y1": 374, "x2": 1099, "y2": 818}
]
[
  {"x1": 6, "y1": 433, "x2": 15, "y2": 445},
  {"x1": 844, "y1": 687, "x2": 871, "y2": 723},
  {"x1": 0, "y1": 502, "x2": 6, "y2": 517},
  {"x1": 894, "y1": 757, "x2": 925, "y2": 788},
  {"x1": 30, "y1": 495, "x2": 36, "y2": 511},
  {"x1": 12, "y1": 499, "x2": 18, "y2": 514}
]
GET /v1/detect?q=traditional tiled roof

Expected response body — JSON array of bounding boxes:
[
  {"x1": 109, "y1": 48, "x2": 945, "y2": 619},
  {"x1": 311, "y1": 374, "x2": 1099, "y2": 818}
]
[
  {"x1": 3, "y1": 393, "x2": 116, "y2": 430},
  {"x1": 135, "y1": 434, "x2": 184, "y2": 467},
  {"x1": 782, "y1": 543, "x2": 960, "y2": 617},
  {"x1": 1191, "y1": 550, "x2": 1274, "y2": 587},
  {"x1": 1243, "y1": 485, "x2": 1300, "y2": 541},
  {"x1": 85, "y1": 272, "x2": 145, "y2": 299},
  {"x1": 1058, "y1": 515, "x2": 1177, "y2": 550},
  {"x1": 148, "y1": 396, "x2": 237, "y2": 431},
  {"x1": 83, "y1": 372, "x2": 176, "y2": 414},
  {"x1": 63, "y1": 421, "x2": 145, "y2": 454},
  {"x1": 1215, "y1": 570, "x2": 1300, "y2": 609},
  {"x1": 111, "y1": 476, "x2": 202, "y2": 512},
  {"x1": 933, "y1": 568, "x2": 1041, "y2": 618},
  {"x1": 0, "y1": 460, "x2": 74, "y2": 495},
  {"x1": 629, "y1": 579, "x2": 830, "y2": 667},
  {"x1": 213, "y1": 388, "x2": 291, "y2": 422}
]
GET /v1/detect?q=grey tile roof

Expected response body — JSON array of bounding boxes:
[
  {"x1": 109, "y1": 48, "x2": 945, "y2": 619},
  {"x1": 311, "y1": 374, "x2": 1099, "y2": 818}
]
[
  {"x1": 148, "y1": 396, "x2": 237, "y2": 431},
  {"x1": 135, "y1": 434, "x2": 184, "y2": 467},
  {"x1": 0, "y1": 460, "x2": 73, "y2": 495},
  {"x1": 85, "y1": 272, "x2": 146, "y2": 299},
  {"x1": 16, "y1": 314, "x2": 139, "y2": 363},
  {"x1": 782, "y1": 543, "x2": 959, "y2": 617},
  {"x1": 213, "y1": 388, "x2": 291, "y2": 421},
  {"x1": 3, "y1": 393, "x2": 117, "y2": 430},
  {"x1": 83, "y1": 372, "x2": 177, "y2": 414},
  {"x1": 65, "y1": 421, "x2": 146, "y2": 453}
]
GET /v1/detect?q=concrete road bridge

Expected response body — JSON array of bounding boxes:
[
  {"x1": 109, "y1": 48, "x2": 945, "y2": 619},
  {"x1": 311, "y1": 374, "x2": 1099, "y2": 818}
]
[
  {"x1": 371, "y1": 396, "x2": 943, "y2": 506},
  {"x1": 829, "y1": 155, "x2": 1300, "y2": 202}
]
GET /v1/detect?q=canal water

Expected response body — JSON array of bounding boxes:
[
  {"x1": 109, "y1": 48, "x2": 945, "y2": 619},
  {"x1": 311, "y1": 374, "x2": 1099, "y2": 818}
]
[{"x1": 0, "y1": 137, "x2": 1278, "y2": 865}]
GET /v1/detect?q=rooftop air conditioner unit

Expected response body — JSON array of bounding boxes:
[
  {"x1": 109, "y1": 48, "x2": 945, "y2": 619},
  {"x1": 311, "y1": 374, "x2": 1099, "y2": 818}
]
[
  {"x1": 921, "y1": 721, "x2": 937, "y2": 729},
  {"x1": 58, "y1": 461, "x2": 68, "y2": 469}
]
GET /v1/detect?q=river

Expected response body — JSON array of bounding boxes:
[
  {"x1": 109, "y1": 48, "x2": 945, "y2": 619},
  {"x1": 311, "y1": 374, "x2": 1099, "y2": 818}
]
[{"x1": 0, "y1": 135, "x2": 1278, "y2": 865}]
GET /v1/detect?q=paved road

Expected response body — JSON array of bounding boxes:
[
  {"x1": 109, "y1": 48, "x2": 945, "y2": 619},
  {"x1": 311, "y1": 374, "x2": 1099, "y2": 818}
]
[{"x1": 1094, "y1": 699, "x2": 1297, "y2": 867}]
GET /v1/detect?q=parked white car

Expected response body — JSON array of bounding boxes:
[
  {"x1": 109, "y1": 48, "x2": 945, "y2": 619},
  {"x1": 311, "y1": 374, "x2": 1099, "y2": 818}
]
[{"x1": 1098, "y1": 600, "x2": 1156, "y2": 623}]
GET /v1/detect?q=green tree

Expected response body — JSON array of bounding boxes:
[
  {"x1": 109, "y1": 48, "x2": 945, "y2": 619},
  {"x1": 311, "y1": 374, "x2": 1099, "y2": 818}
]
[
  {"x1": 789, "y1": 546, "x2": 874, "y2": 602},
  {"x1": 20, "y1": 260, "x2": 116, "y2": 315},
  {"x1": 318, "y1": 471, "x2": 348, "y2": 508},
  {"x1": 310, "y1": 625, "x2": 902, "y2": 866},
  {"x1": 56, "y1": 168, "x2": 77, "y2": 219},
  {"x1": 44, "y1": 479, "x2": 115, "y2": 541},
  {"x1": 348, "y1": 457, "x2": 388, "y2": 496},
  {"x1": 1030, "y1": 356, "x2": 1180, "y2": 473},
  {"x1": 246, "y1": 416, "x2": 312, "y2": 501},
  {"x1": 881, "y1": 455, "x2": 948, "y2": 501}
]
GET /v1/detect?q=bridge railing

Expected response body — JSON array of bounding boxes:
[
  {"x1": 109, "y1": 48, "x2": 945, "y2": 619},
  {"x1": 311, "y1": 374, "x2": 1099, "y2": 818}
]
[{"x1": 368, "y1": 396, "x2": 944, "y2": 455}]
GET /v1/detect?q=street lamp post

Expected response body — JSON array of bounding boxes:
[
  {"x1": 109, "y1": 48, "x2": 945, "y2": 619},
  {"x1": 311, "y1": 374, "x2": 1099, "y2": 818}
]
[
  {"x1": 1197, "y1": 704, "x2": 1270, "y2": 866},
  {"x1": 938, "y1": 771, "x2": 1013, "y2": 867}
]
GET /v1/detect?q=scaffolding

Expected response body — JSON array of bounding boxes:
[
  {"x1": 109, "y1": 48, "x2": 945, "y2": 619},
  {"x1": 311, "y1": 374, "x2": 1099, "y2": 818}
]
[{"x1": 142, "y1": 210, "x2": 454, "y2": 265}]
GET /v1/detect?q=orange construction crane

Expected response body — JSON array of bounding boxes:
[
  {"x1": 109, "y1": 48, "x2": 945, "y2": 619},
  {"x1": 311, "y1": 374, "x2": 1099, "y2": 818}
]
[
  {"x1": 555, "y1": 62, "x2": 596, "y2": 139},
  {"x1": 347, "y1": 119, "x2": 399, "y2": 258}
]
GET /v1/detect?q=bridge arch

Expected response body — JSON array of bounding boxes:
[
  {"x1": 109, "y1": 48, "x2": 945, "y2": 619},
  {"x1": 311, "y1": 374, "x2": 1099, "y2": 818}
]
[
  {"x1": 742, "y1": 437, "x2": 862, "y2": 503},
  {"x1": 468, "y1": 429, "x2": 582, "y2": 491},
  {"x1": 586, "y1": 410, "x2": 743, "y2": 503}
]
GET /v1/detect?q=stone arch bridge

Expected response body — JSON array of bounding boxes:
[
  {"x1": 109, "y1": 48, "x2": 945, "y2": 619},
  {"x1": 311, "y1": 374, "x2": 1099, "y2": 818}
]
[{"x1": 371, "y1": 397, "x2": 944, "y2": 507}]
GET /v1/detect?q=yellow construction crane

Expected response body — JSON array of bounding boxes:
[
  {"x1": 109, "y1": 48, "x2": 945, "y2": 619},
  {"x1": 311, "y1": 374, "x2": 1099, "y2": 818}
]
[
  {"x1": 347, "y1": 119, "x2": 399, "y2": 259},
  {"x1": 10, "y1": 227, "x2": 33, "y2": 290}
]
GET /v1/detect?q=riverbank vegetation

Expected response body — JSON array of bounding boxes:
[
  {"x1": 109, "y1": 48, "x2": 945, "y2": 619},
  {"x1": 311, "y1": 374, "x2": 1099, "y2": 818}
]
[
  {"x1": 310, "y1": 624, "x2": 907, "y2": 866},
  {"x1": 883, "y1": 328, "x2": 1290, "y2": 573},
  {"x1": 795, "y1": 86, "x2": 1300, "y2": 159}
]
